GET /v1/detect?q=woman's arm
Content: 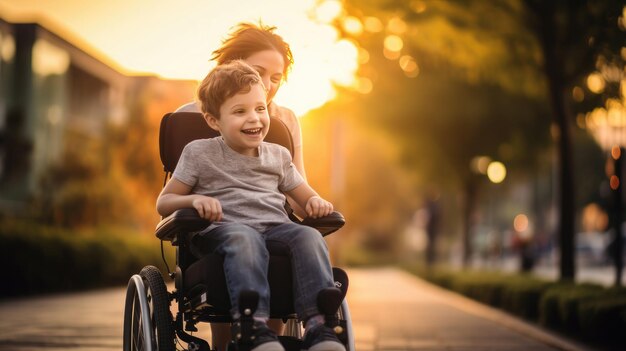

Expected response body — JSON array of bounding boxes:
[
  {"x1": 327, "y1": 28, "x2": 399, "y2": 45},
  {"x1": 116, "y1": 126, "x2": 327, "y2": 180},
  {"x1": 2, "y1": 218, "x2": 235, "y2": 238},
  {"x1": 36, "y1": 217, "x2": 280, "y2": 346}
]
[
  {"x1": 287, "y1": 144, "x2": 309, "y2": 219},
  {"x1": 157, "y1": 178, "x2": 223, "y2": 222},
  {"x1": 292, "y1": 144, "x2": 307, "y2": 181},
  {"x1": 281, "y1": 108, "x2": 308, "y2": 218}
]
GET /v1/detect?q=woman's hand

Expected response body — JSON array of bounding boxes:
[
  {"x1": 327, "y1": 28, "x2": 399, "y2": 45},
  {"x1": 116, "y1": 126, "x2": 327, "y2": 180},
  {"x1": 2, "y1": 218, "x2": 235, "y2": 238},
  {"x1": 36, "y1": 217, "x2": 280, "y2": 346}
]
[
  {"x1": 192, "y1": 195, "x2": 223, "y2": 222},
  {"x1": 305, "y1": 195, "x2": 333, "y2": 219}
]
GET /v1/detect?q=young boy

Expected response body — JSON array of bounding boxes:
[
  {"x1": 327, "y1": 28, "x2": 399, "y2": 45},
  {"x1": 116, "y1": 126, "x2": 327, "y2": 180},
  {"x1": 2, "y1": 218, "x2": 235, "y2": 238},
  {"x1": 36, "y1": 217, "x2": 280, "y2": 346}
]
[{"x1": 156, "y1": 60, "x2": 345, "y2": 351}]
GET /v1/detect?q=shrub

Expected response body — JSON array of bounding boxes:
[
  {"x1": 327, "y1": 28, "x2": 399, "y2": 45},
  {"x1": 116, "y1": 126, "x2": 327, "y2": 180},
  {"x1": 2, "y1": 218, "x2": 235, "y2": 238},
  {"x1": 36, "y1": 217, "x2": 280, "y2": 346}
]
[
  {"x1": 578, "y1": 296, "x2": 626, "y2": 347},
  {"x1": 556, "y1": 285, "x2": 606, "y2": 332},
  {"x1": 449, "y1": 272, "x2": 508, "y2": 307},
  {"x1": 538, "y1": 283, "x2": 601, "y2": 329},
  {"x1": 405, "y1": 266, "x2": 626, "y2": 348},
  {"x1": 0, "y1": 219, "x2": 173, "y2": 297},
  {"x1": 500, "y1": 276, "x2": 552, "y2": 320}
]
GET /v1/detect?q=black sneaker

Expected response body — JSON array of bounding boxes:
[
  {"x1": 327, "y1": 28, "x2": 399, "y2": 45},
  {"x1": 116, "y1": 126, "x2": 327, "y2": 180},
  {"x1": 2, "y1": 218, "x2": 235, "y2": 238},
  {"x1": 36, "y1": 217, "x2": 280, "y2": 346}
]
[
  {"x1": 301, "y1": 324, "x2": 346, "y2": 351},
  {"x1": 233, "y1": 320, "x2": 285, "y2": 351}
]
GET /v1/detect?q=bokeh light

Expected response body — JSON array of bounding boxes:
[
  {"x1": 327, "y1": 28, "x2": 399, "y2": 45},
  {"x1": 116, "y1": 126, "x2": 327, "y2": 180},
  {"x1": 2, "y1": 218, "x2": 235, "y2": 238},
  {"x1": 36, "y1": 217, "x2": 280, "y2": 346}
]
[
  {"x1": 410, "y1": 0, "x2": 428, "y2": 13},
  {"x1": 354, "y1": 77, "x2": 373, "y2": 94},
  {"x1": 387, "y1": 17, "x2": 407, "y2": 34},
  {"x1": 32, "y1": 39, "x2": 70, "y2": 75},
  {"x1": 587, "y1": 72, "x2": 606, "y2": 94},
  {"x1": 581, "y1": 203, "x2": 609, "y2": 233},
  {"x1": 513, "y1": 214, "x2": 529, "y2": 232},
  {"x1": 399, "y1": 55, "x2": 419, "y2": 78},
  {"x1": 342, "y1": 16, "x2": 363, "y2": 36},
  {"x1": 610, "y1": 175, "x2": 620, "y2": 190},
  {"x1": 383, "y1": 35, "x2": 403, "y2": 60},
  {"x1": 384, "y1": 35, "x2": 404, "y2": 52},
  {"x1": 487, "y1": 161, "x2": 506, "y2": 183},
  {"x1": 363, "y1": 16, "x2": 384, "y2": 33},
  {"x1": 358, "y1": 48, "x2": 370, "y2": 64},
  {"x1": 314, "y1": 0, "x2": 342, "y2": 23},
  {"x1": 470, "y1": 156, "x2": 492, "y2": 174},
  {"x1": 0, "y1": 32, "x2": 15, "y2": 61},
  {"x1": 613, "y1": 145, "x2": 623, "y2": 160}
]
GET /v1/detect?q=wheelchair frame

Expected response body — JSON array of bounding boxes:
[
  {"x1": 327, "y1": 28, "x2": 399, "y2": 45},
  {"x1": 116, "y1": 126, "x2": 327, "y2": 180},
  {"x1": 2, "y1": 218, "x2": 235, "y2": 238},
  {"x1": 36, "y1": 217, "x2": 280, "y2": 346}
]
[{"x1": 122, "y1": 112, "x2": 355, "y2": 351}]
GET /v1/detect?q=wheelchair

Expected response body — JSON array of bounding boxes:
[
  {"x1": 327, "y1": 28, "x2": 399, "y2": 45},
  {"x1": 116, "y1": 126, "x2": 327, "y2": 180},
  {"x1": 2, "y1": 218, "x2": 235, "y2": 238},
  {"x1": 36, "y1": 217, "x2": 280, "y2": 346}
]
[{"x1": 123, "y1": 111, "x2": 355, "y2": 351}]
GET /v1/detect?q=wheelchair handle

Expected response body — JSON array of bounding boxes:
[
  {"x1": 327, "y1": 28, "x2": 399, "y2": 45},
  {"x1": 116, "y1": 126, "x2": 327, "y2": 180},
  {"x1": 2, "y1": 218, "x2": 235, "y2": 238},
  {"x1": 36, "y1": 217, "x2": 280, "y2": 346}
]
[
  {"x1": 155, "y1": 208, "x2": 212, "y2": 242},
  {"x1": 299, "y1": 211, "x2": 346, "y2": 236}
]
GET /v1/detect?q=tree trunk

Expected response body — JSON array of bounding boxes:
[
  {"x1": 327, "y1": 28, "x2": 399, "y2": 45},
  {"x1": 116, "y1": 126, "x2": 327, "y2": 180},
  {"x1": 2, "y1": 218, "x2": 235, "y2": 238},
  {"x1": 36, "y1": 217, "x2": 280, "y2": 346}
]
[{"x1": 535, "y1": 2, "x2": 576, "y2": 281}]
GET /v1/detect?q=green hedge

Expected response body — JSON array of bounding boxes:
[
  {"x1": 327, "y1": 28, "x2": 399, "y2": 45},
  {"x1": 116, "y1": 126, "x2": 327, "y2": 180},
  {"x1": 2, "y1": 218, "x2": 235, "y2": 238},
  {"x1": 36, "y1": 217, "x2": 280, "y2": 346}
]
[
  {"x1": 448, "y1": 271, "x2": 509, "y2": 306},
  {"x1": 578, "y1": 291, "x2": 626, "y2": 345},
  {"x1": 405, "y1": 265, "x2": 626, "y2": 349},
  {"x1": 539, "y1": 283, "x2": 604, "y2": 331},
  {"x1": 0, "y1": 219, "x2": 175, "y2": 297}
]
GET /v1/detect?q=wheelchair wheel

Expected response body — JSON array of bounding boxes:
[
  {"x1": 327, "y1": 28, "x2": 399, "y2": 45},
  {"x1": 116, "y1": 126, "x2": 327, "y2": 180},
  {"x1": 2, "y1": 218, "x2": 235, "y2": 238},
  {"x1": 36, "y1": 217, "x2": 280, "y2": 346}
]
[
  {"x1": 123, "y1": 265, "x2": 175, "y2": 351},
  {"x1": 338, "y1": 299, "x2": 355, "y2": 351}
]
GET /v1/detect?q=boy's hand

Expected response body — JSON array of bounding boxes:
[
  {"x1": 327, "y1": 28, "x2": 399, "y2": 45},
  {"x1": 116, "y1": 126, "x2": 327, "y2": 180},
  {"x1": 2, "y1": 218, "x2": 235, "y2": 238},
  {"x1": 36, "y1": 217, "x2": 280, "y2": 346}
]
[
  {"x1": 192, "y1": 195, "x2": 223, "y2": 222},
  {"x1": 305, "y1": 195, "x2": 333, "y2": 219}
]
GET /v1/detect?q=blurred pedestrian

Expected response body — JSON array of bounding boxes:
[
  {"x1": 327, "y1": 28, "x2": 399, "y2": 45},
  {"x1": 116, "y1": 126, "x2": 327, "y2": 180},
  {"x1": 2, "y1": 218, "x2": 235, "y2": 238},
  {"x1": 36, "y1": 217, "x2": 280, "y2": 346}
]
[{"x1": 424, "y1": 191, "x2": 441, "y2": 268}]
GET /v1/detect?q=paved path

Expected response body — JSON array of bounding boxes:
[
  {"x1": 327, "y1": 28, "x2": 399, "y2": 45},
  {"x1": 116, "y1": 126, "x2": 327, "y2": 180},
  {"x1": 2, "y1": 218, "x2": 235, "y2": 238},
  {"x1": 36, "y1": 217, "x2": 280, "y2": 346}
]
[
  {"x1": 0, "y1": 267, "x2": 594, "y2": 350},
  {"x1": 0, "y1": 287, "x2": 125, "y2": 350},
  {"x1": 347, "y1": 268, "x2": 594, "y2": 351}
]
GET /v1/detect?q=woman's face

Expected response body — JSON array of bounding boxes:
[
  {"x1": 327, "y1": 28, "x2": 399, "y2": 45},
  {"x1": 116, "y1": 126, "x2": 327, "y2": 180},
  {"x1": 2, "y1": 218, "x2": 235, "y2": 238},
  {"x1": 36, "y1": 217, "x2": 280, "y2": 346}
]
[{"x1": 244, "y1": 49, "x2": 285, "y2": 104}]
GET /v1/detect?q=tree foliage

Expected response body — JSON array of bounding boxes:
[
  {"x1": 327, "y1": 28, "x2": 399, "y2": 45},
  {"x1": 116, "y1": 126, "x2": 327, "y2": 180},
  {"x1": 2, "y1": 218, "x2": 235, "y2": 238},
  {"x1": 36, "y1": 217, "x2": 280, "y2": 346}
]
[
  {"x1": 332, "y1": 0, "x2": 625, "y2": 275},
  {"x1": 334, "y1": 0, "x2": 553, "y2": 264}
]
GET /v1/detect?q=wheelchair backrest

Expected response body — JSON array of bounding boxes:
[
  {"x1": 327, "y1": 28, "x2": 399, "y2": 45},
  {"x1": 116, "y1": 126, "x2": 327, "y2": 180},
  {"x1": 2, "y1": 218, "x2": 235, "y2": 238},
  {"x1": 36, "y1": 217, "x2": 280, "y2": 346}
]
[{"x1": 159, "y1": 111, "x2": 294, "y2": 174}]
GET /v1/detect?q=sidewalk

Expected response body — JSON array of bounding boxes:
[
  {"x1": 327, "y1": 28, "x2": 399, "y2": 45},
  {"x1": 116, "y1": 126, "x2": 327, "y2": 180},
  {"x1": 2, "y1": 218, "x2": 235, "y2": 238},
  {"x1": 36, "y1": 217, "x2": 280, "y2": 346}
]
[{"x1": 346, "y1": 267, "x2": 597, "y2": 351}]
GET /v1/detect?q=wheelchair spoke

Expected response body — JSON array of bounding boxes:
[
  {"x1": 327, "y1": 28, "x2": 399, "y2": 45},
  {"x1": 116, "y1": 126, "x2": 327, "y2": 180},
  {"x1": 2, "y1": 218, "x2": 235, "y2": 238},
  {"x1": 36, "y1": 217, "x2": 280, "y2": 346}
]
[
  {"x1": 124, "y1": 269, "x2": 173, "y2": 351},
  {"x1": 146, "y1": 288, "x2": 159, "y2": 347},
  {"x1": 131, "y1": 291, "x2": 149, "y2": 351}
]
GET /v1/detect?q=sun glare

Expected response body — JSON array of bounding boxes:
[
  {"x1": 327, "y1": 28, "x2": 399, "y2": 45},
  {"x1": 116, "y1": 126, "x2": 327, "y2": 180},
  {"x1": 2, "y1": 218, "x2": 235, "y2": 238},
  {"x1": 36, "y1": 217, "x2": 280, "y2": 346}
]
[
  {"x1": 314, "y1": 0, "x2": 343, "y2": 23},
  {"x1": 0, "y1": 0, "x2": 359, "y2": 116}
]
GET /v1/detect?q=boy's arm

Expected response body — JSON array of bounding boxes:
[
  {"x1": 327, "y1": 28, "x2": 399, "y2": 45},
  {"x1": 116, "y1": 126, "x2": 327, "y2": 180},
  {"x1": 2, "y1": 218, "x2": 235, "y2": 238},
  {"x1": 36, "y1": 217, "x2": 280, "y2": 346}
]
[
  {"x1": 156, "y1": 178, "x2": 223, "y2": 222},
  {"x1": 285, "y1": 182, "x2": 333, "y2": 219}
]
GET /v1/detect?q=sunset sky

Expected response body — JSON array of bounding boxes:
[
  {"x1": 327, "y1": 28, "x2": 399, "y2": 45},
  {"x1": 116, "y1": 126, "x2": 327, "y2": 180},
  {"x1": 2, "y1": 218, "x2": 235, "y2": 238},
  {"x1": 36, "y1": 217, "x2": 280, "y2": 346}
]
[{"x1": 0, "y1": 0, "x2": 359, "y2": 115}]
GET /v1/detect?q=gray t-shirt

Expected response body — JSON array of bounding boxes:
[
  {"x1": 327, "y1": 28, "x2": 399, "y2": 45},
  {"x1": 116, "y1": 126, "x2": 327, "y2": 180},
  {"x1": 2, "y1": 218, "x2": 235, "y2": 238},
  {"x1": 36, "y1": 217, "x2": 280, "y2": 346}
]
[{"x1": 173, "y1": 137, "x2": 304, "y2": 232}]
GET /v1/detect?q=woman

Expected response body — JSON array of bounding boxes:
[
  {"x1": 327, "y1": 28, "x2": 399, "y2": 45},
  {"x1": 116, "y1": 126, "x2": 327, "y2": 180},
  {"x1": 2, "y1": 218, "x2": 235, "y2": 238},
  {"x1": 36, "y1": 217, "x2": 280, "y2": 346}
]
[
  {"x1": 176, "y1": 22, "x2": 307, "y2": 351},
  {"x1": 177, "y1": 22, "x2": 306, "y2": 189}
]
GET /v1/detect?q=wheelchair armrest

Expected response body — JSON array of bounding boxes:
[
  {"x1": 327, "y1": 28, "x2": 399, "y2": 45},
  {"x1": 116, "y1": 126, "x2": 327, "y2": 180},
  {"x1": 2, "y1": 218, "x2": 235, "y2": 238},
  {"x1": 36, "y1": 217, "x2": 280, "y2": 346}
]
[
  {"x1": 155, "y1": 208, "x2": 212, "y2": 242},
  {"x1": 299, "y1": 211, "x2": 345, "y2": 237}
]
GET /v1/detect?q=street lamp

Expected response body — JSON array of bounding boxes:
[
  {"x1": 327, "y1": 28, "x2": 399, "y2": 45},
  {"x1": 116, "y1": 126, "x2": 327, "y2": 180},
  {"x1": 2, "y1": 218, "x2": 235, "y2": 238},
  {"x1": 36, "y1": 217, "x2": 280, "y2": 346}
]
[{"x1": 585, "y1": 102, "x2": 626, "y2": 286}]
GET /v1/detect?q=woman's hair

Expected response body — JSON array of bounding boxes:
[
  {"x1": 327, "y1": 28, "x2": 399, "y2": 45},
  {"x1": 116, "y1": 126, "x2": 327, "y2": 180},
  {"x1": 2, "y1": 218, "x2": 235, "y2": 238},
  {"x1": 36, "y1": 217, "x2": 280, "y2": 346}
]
[
  {"x1": 211, "y1": 22, "x2": 294, "y2": 81},
  {"x1": 197, "y1": 60, "x2": 262, "y2": 119}
]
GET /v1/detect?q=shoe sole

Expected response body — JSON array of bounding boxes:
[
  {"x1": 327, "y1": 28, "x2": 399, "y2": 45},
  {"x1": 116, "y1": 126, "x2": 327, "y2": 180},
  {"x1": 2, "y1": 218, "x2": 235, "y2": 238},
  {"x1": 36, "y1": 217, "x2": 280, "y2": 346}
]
[
  {"x1": 306, "y1": 340, "x2": 347, "y2": 351},
  {"x1": 252, "y1": 340, "x2": 285, "y2": 351}
]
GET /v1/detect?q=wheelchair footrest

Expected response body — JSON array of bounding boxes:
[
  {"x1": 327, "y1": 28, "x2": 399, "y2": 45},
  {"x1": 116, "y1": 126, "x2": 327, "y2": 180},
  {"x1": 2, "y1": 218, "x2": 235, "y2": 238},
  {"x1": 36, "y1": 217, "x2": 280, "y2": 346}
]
[
  {"x1": 316, "y1": 287, "x2": 347, "y2": 347},
  {"x1": 230, "y1": 290, "x2": 260, "y2": 351},
  {"x1": 317, "y1": 287, "x2": 343, "y2": 317}
]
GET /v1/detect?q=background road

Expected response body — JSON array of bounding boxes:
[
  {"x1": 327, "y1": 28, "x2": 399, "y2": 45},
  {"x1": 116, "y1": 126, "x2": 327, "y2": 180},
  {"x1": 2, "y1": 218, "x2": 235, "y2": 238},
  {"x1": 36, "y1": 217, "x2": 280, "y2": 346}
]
[{"x1": 0, "y1": 267, "x2": 593, "y2": 351}]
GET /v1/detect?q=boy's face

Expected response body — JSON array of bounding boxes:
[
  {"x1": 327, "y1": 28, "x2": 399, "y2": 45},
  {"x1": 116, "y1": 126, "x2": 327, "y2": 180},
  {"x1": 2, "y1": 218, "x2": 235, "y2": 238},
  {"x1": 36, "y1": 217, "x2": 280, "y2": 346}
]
[{"x1": 206, "y1": 83, "x2": 270, "y2": 157}]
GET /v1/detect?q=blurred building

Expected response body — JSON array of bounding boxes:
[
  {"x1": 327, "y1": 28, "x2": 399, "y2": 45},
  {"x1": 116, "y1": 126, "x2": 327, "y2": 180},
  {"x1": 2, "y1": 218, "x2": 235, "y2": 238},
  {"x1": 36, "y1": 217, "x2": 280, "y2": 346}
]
[{"x1": 0, "y1": 17, "x2": 195, "y2": 213}]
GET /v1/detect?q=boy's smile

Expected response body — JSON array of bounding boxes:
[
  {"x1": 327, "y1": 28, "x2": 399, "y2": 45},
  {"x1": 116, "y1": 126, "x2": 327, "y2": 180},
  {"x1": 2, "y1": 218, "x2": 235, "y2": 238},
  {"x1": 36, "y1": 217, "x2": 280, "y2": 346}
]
[{"x1": 206, "y1": 83, "x2": 270, "y2": 157}]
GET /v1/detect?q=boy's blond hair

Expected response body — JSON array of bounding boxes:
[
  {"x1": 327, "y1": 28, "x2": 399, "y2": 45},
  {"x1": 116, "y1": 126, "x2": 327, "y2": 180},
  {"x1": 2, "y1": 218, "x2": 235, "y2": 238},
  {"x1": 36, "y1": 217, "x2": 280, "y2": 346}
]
[{"x1": 197, "y1": 60, "x2": 263, "y2": 119}]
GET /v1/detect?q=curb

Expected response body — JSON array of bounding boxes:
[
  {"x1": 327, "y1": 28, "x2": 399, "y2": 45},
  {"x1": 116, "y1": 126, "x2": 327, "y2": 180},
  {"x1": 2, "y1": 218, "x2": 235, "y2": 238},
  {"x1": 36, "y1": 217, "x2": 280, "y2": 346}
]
[{"x1": 402, "y1": 271, "x2": 600, "y2": 351}]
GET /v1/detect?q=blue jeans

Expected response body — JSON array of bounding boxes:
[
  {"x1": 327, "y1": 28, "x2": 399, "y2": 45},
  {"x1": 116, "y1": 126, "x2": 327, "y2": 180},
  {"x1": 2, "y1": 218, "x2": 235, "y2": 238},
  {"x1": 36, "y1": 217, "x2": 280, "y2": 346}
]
[{"x1": 191, "y1": 222, "x2": 335, "y2": 321}]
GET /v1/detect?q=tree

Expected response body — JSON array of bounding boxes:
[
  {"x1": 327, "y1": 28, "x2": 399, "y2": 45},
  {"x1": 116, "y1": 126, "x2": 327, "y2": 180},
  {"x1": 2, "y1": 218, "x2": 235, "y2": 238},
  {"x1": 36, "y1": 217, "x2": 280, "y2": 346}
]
[
  {"x1": 334, "y1": 0, "x2": 551, "y2": 266},
  {"x1": 333, "y1": 0, "x2": 625, "y2": 281},
  {"x1": 523, "y1": 0, "x2": 626, "y2": 282}
]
